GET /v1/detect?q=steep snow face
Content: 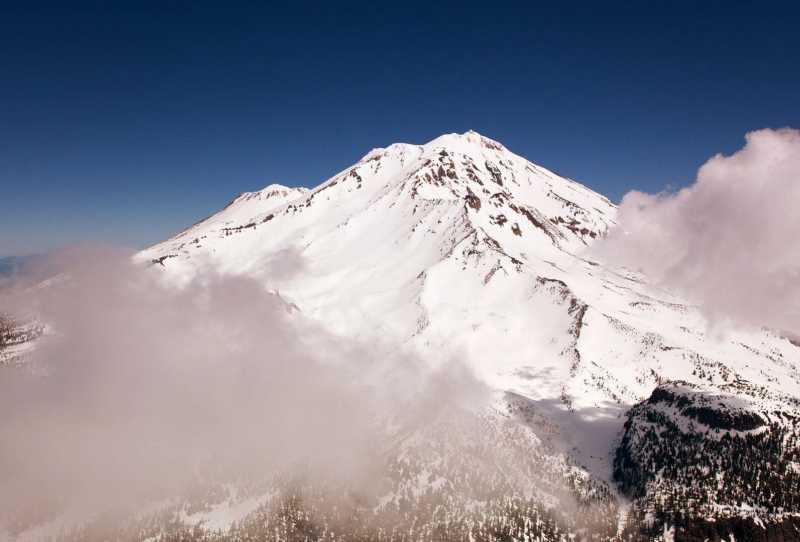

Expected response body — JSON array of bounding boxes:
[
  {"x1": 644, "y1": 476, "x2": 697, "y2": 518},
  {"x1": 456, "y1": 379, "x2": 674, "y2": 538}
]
[
  {"x1": 139, "y1": 131, "x2": 800, "y2": 482},
  {"x1": 139, "y1": 130, "x2": 615, "y2": 331}
]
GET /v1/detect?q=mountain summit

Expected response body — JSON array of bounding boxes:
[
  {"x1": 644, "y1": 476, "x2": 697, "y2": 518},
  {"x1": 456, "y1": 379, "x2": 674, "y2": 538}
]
[
  {"x1": 136, "y1": 132, "x2": 800, "y2": 540},
  {"x1": 141, "y1": 130, "x2": 616, "y2": 321}
]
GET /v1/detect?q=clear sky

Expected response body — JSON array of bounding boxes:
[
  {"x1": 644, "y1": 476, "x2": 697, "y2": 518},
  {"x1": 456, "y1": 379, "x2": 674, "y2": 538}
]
[{"x1": 2, "y1": 1, "x2": 799, "y2": 256}]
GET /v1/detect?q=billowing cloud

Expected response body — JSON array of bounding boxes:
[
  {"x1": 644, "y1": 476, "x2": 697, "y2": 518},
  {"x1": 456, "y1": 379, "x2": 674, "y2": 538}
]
[
  {"x1": 0, "y1": 247, "x2": 488, "y2": 524},
  {"x1": 595, "y1": 128, "x2": 800, "y2": 335}
]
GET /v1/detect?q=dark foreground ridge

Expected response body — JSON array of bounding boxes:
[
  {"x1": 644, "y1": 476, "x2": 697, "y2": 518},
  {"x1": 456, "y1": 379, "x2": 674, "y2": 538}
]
[{"x1": 615, "y1": 382, "x2": 800, "y2": 541}]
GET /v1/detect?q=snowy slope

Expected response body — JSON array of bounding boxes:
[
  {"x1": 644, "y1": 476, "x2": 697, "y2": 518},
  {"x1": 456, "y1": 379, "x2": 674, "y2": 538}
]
[
  {"x1": 134, "y1": 131, "x2": 800, "y2": 540},
  {"x1": 140, "y1": 130, "x2": 615, "y2": 341},
  {"x1": 140, "y1": 128, "x2": 799, "y2": 417}
]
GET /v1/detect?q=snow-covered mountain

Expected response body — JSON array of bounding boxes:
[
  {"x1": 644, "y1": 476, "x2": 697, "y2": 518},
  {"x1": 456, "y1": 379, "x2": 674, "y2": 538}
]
[
  {"x1": 135, "y1": 131, "x2": 800, "y2": 540},
  {"x1": 6, "y1": 131, "x2": 796, "y2": 541}
]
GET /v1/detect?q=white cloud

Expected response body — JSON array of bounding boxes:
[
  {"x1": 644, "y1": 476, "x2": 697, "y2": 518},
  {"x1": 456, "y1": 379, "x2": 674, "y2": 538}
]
[
  {"x1": 595, "y1": 128, "x2": 800, "y2": 335},
  {"x1": 0, "y1": 247, "x2": 488, "y2": 519}
]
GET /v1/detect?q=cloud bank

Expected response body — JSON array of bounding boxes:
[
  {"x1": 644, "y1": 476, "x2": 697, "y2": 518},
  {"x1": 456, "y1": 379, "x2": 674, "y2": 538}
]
[
  {"x1": 0, "y1": 247, "x2": 488, "y2": 527},
  {"x1": 596, "y1": 128, "x2": 800, "y2": 335}
]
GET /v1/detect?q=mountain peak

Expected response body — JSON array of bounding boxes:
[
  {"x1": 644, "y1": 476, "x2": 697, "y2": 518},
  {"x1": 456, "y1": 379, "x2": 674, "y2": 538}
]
[
  {"x1": 359, "y1": 131, "x2": 506, "y2": 164},
  {"x1": 424, "y1": 130, "x2": 505, "y2": 152},
  {"x1": 142, "y1": 131, "x2": 618, "y2": 283},
  {"x1": 234, "y1": 184, "x2": 308, "y2": 204}
]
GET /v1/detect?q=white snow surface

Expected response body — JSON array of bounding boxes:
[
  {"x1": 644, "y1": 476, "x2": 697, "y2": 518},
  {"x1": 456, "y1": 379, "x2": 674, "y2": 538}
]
[{"x1": 139, "y1": 130, "x2": 800, "y2": 482}]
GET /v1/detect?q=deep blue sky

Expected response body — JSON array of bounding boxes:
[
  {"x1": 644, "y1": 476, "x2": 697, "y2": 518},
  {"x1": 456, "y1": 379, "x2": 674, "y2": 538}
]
[{"x1": 2, "y1": 1, "x2": 799, "y2": 256}]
